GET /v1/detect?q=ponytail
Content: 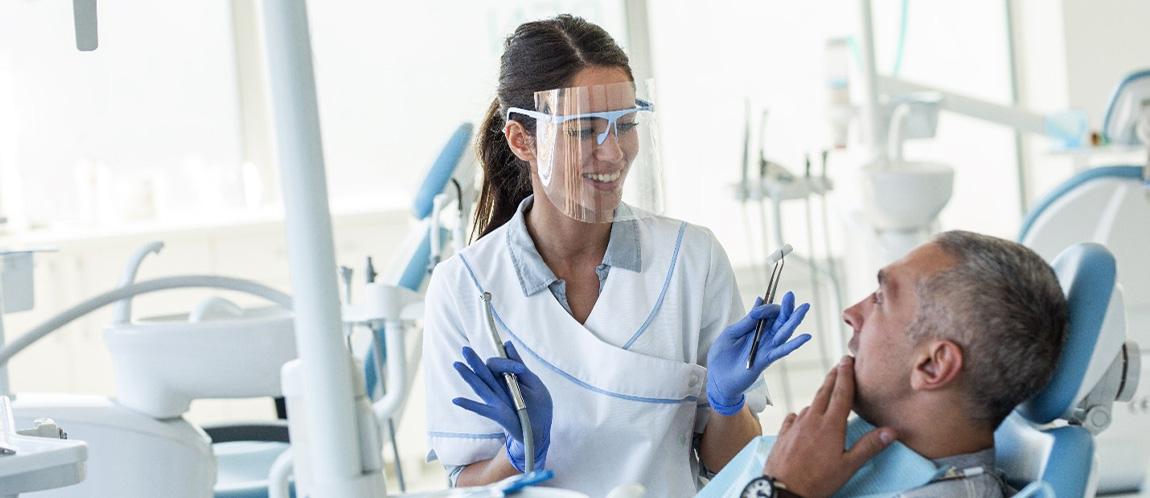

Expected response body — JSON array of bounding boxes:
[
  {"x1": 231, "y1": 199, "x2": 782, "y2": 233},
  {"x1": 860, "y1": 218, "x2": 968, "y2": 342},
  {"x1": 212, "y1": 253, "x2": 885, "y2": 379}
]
[{"x1": 472, "y1": 98, "x2": 532, "y2": 241}]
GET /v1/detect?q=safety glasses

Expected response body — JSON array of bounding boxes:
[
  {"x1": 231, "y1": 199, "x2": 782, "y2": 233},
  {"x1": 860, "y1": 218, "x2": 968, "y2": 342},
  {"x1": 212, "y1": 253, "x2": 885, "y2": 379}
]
[{"x1": 507, "y1": 99, "x2": 655, "y2": 145}]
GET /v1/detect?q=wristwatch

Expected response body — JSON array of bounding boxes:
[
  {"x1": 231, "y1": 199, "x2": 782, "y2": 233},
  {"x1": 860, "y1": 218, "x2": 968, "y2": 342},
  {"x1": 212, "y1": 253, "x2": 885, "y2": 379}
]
[{"x1": 741, "y1": 475, "x2": 789, "y2": 498}]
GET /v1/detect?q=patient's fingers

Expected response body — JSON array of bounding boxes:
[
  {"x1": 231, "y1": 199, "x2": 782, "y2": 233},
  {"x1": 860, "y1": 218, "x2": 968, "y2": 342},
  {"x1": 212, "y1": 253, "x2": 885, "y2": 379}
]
[
  {"x1": 846, "y1": 427, "x2": 897, "y2": 470},
  {"x1": 810, "y1": 362, "x2": 839, "y2": 414},
  {"x1": 828, "y1": 356, "x2": 856, "y2": 417},
  {"x1": 778, "y1": 412, "x2": 797, "y2": 435}
]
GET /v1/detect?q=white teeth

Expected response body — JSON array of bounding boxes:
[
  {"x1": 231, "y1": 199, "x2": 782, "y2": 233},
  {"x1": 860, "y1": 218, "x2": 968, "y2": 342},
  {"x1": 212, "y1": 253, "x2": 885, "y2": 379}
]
[{"x1": 584, "y1": 171, "x2": 621, "y2": 182}]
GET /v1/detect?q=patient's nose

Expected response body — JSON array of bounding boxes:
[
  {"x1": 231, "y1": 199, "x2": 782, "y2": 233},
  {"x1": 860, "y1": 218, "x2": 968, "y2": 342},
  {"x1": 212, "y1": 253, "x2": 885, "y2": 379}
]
[{"x1": 843, "y1": 299, "x2": 865, "y2": 330}]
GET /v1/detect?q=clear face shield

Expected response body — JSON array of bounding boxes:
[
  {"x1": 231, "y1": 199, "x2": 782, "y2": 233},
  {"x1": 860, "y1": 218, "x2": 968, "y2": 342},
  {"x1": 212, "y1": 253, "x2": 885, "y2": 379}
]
[{"x1": 508, "y1": 80, "x2": 663, "y2": 223}]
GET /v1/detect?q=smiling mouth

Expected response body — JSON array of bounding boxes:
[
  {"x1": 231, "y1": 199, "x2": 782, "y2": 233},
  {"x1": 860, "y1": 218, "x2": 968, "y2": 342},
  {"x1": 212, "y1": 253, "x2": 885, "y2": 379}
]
[{"x1": 583, "y1": 170, "x2": 622, "y2": 183}]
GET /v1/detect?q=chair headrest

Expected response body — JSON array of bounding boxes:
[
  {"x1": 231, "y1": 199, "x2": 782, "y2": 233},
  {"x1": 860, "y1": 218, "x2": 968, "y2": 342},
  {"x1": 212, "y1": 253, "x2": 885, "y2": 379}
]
[
  {"x1": 412, "y1": 123, "x2": 474, "y2": 220},
  {"x1": 1018, "y1": 243, "x2": 1117, "y2": 424},
  {"x1": 1102, "y1": 69, "x2": 1150, "y2": 146}
]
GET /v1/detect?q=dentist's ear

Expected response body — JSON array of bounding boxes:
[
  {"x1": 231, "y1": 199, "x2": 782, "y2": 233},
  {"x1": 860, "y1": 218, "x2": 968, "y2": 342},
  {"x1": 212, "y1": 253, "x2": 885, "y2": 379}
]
[
  {"x1": 910, "y1": 340, "x2": 963, "y2": 391},
  {"x1": 505, "y1": 120, "x2": 537, "y2": 162}
]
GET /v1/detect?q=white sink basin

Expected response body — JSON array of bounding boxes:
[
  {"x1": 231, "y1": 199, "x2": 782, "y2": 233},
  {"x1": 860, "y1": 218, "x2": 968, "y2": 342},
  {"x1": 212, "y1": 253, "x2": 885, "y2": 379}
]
[
  {"x1": 861, "y1": 161, "x2": 955, "y2": 231},
  {"x1": 105, "y1": 301, "x2": 297, "y2": 419}
]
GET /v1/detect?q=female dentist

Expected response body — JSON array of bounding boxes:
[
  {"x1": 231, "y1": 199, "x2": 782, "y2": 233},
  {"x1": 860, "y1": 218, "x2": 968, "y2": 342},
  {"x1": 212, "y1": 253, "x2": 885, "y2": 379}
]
[{"x1": 423, "y1": 15, "x2": 810, "y2": 497}]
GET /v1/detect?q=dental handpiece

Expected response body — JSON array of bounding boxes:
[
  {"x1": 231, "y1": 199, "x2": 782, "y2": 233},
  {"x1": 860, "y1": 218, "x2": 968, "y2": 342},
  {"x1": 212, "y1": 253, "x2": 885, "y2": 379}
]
[
  {"x1": 481, "y1": 292, "x2": 534, "y2": 472},
  {"x1": 747, "y1": 244, "x2": 793, "y2": 370}
]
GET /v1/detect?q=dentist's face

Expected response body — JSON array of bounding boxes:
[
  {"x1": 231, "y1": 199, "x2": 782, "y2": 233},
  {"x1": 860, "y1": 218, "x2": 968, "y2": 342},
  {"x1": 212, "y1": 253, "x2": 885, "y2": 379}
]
[
  {"x1": 536, "y1": 66, "x2": 639, "y2": 222},
  {"x1": 842, "y1": 243, "x2": 954, "y2": 425}
]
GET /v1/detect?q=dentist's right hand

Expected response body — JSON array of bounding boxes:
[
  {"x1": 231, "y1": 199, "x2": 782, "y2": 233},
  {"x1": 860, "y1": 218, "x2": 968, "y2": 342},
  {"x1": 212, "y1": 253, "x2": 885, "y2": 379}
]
[{"x1": 453, "y1": 342, "x2": 553, "y2": 472}]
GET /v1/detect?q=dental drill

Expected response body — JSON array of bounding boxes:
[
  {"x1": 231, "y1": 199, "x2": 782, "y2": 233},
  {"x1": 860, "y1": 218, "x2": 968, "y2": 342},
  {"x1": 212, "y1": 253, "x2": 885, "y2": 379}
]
[
  {"x1": 747, "y1": 244, "x2": 793, "y2": 370},
  {"x1": 480, "y1": 292, "x2": 534, "y2": 473}
]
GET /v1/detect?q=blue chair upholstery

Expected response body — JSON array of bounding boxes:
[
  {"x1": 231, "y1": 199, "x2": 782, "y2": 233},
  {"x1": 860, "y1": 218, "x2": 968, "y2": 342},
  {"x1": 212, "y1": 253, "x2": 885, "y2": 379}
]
[
  {"x1": 412, "y1": 123, "x2": 475, "y2": 220},
  {"x1": 1017, "y1": 161, "x2": 1150, "y2": 494},
  {"x1": 995, "y1": 243, "x2": 1124, "y2": 497}
]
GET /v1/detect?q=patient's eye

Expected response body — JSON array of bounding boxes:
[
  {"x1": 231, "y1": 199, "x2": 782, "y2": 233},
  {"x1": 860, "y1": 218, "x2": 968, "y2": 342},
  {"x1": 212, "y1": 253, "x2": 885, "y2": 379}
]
[{"x1": 872, "y1": 291, "x2": 882, "y2": 305}]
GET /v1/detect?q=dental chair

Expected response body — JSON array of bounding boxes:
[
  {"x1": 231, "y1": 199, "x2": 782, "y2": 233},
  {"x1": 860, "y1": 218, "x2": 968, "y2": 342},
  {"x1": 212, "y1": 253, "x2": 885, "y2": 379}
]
[
  {"x1": 994, "y1": 243, "x2": 1141, "y2": 497},
  {"x1": 1011, "y1": 68, "x2": 1150, "y2": 495},
  {"x1": 212, "y1": 122, "x2": 475, "y2": 498}
]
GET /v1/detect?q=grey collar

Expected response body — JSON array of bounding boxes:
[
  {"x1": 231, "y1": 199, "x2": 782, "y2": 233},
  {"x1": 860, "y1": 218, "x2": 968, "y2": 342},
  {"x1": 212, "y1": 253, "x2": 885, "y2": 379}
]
[{"x1": 504, "y1": 195, "x2": 642, "y2": 296}]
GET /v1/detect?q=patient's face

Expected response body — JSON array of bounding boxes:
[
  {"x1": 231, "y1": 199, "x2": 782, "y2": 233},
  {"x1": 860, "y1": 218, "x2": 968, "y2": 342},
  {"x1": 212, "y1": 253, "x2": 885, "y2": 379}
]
[{"x1": 842, "y1": 243, "x2": 955, "y2": 425}]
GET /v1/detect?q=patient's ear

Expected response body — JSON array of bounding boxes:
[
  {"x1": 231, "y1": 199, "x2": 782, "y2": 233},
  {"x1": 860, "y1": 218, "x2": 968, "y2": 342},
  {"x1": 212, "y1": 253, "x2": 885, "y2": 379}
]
[
  {"x1": 910, "y1": 340, "x2": 963, "y2": 391},
  {"x1": 505, "y1": 121, "x2": 536, "y2": 162}
]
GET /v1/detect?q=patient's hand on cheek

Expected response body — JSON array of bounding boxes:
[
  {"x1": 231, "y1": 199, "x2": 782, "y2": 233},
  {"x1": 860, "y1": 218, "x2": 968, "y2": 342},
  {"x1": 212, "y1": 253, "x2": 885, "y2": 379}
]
[{"x1": 762, "y1": 357, "x2": 896, "y2": 498}]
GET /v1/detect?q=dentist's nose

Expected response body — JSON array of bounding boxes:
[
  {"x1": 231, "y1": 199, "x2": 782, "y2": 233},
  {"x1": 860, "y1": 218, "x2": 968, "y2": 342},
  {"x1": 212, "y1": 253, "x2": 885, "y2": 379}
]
[
  {"x1": 595, "y1": 125, "x2": 624, "y2": 162},
  {"x1": 596, "y1": 120, "x2": 616, "y2": 145}
]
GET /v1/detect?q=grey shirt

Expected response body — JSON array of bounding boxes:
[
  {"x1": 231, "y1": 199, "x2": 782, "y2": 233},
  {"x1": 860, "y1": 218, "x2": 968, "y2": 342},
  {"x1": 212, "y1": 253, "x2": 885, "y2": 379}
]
[{"x1": 897, "y1": 448, "x2": 1008, "y2": 498}]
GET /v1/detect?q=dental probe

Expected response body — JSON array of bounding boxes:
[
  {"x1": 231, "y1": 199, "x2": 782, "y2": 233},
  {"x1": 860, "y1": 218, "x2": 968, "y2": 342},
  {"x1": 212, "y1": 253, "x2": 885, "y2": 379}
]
[
  {"x1": 747, "y1": 244, "x2": 793, "y2": 370},
  {"x1": 481, "y1": 292, "x2": 535, "y2": 472}
]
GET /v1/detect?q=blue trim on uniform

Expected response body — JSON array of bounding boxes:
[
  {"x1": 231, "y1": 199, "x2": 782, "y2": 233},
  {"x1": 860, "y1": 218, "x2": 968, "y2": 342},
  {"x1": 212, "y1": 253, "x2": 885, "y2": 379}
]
[
  {"x1": 460, "y1": 255, "x2": 485, "y2": 290},
  {"x1": 459, "y1": 254, "x2": 699, "y2": 406},
  {"x1": 427, "y1": 431, "x2": 506, "y2": 440},
  {"x1": 622, "y1": 222, "x2": 687, "y2": 350},
  {"x1": 1101, "y1": 69, "x2": 1150, "y2": 140},
  {"x1": 1018, "y1": 165, "x2": 1143, "y2": 242}
]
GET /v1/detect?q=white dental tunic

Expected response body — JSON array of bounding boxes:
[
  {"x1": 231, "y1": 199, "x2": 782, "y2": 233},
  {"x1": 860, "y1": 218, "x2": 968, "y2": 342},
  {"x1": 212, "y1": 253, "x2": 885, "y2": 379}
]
[{"x1": 424, "y1": 197, "x2": 768, "y2": 497}]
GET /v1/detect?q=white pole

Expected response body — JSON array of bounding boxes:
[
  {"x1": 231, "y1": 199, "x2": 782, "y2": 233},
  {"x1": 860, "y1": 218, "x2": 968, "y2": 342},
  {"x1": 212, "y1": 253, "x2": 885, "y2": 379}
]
[
  {"x1": 857, "y1": 0, "x2": 885, "y2": 163},
  {"x1": 0, "y1": 306, "x2": 8, "y2": 396},
  {"x1": 259, "y1": 1, "x2": 379, "y2": 495}
]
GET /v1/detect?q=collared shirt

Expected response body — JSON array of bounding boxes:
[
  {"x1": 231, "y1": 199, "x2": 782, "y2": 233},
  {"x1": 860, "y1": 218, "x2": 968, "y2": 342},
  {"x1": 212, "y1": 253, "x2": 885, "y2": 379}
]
[
  {"x1": 897, "y1": 448, "x2": 1007, "y2": 498},
  {"x1": 504, "y1": 195, "x2": 641, "y2": 315}
]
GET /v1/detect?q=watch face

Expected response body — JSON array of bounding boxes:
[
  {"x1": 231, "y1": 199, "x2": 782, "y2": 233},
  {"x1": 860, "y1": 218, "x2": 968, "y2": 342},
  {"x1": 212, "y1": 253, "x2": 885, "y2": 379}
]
[{"x1": 741, "y1": 476, "x2": 774, "y2": 498}]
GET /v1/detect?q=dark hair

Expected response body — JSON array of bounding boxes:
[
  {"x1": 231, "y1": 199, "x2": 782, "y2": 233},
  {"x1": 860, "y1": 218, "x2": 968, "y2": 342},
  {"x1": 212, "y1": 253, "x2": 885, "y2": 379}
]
[
  {"x1": 908, "y1": 230, "x2": 1069, "y2": 428},
  {"x1": 472, "y1": 14, "x2": 633, "y2": 240}
]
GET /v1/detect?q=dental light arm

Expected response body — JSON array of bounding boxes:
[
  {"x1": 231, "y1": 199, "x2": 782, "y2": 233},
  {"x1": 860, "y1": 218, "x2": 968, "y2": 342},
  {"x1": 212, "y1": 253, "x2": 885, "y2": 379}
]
[{"x1": 879, "y1": 76, "x2": 1048, "y2": 137}]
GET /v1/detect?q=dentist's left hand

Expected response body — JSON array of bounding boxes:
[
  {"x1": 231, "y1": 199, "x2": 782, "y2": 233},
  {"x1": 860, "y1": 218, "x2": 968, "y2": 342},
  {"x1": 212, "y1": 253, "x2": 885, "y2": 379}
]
[
  {"x1": 707, "y1": 291, "x2": 810, "y2": 415},
  {"x1": 453, "y1": 342, "x2": 553, "y2": 472}
]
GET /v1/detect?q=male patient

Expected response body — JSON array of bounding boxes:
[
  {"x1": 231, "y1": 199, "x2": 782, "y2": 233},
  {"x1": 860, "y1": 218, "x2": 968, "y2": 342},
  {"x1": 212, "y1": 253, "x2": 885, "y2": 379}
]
[{"x1": 752, "y1": 230, "x2": 1069, "y2": 497}]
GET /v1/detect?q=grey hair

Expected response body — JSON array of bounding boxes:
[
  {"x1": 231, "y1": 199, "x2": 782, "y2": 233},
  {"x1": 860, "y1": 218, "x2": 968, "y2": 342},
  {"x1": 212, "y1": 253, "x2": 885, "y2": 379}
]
[{"x1": 907, "y1": 230, "x2": 1068, "y2": 428}]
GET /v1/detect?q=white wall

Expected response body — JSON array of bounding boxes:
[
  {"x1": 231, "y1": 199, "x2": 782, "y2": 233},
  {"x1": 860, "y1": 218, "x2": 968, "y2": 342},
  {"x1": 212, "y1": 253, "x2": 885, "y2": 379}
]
[
  {"x1": 0, "y1": 0, "x2": 628, "y2": 233},
  {"x1": 0, "y1": 0, "x2": 244, "y2": 230},
  {"x1": 303, "y1": 0, "x2": 628, "y2": 210},
  {"x1": 1014, "y1": 0, "x2": 1150, "y2": 202},
  {"x1": 645, "y1": 0, "x2": 1019, "y2": 321}
]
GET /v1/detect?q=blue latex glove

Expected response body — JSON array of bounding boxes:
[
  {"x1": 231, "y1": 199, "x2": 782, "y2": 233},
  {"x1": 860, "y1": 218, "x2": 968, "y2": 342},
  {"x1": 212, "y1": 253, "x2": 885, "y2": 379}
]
[
  {"x1": 707, "y1": 291, "x2": 811, "y2": 415},
  {"x1": 453, "y1": 342, "x2": 553, "y2": 472}
]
